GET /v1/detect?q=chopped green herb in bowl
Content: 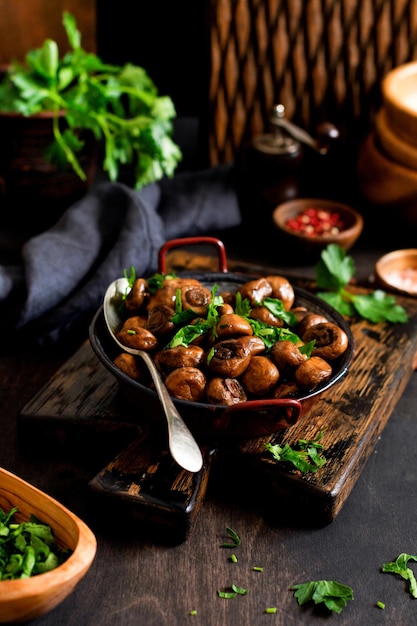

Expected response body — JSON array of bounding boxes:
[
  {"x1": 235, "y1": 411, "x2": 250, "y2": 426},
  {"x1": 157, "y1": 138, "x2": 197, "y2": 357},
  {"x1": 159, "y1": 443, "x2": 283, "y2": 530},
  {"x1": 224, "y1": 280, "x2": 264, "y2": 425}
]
[
  {"x1": 0, "y1": 507, "x2": 71, "y2": 581},
  {"x1": 0, "y1": 466, "x2": 96, "y2": 624}
]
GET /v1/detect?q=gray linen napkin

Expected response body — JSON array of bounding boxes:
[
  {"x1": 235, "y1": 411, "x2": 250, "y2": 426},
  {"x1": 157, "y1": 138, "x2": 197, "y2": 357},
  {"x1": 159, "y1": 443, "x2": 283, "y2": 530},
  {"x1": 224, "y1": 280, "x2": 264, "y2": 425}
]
[{"x1": 0, "y1": 164, "x2": 241, "y2": 346}]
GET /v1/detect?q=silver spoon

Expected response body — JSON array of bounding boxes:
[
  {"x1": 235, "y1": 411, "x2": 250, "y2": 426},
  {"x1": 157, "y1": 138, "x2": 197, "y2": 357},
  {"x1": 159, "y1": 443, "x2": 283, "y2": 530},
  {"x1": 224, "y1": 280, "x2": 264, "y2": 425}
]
[{"x1": 103, "y1": 277, "x2": 203, "y2": 473}]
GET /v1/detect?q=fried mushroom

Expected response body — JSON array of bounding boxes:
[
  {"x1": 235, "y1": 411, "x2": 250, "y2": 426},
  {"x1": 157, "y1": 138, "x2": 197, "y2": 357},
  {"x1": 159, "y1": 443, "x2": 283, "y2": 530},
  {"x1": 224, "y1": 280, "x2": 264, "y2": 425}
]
[
  {"x1": 164, "y1": 367, "x2": 207, "y2": 402},
  {"x1": 270, "y1": 340, "x2": 305, "y2": 372},
  {"x1": 297, "y1": 313, "x2": 329, "y2": 337},
  {"x1": 207, "y1": 338, "x2": 251, "y2": 378},
  {"x1": 180, "y1": 282, "x2": 212, "y2": 315},
  {"x1": 241, "y1": 356, "x2": 280, "y2": 396},
  {"x1": 272, "y1": 381, "x2": 300, "y2": 399},
  {"x1": 216, "y1": 313, "x2": 253, "y2": 338},
  {"x1": 239, "y1": 335, "x2": 266, "y2": 355},
  {"x1": 302, "y1": 322, "x2": 349, "y2": 361},
  {"x1": 295, "y1": 356, "x2": 332, "y2": 390},
  {"x1": 154, "y1": 345, "x2": 205, "y2": 376},
  {"x1": 265, "y1": 275, "x2": 295, "y2": 310},
  {"x1": 206, "y1": 377, "x2": 247, "y2": 405},
  {"x1": 146, "y1": 304, "x2": 175, "y2": 337},
  {"x1": 125, "y1": 278, "x2": 149, "y2": 314},
  {"x1": 117, "y1": 318, "x2": 158, "y2": 351},
  {"x1": 147, "y1": 277, "x2": 200, "y2": 311},
  {"x1": 113, "y1": 353, "x2": 143, "y2": 381},
  {"x1": 238, "y1": 278, "x2": 272, "y2": 306},
  {"x1": 250, "y1": 306, "x2": 284, "y2": 327}
]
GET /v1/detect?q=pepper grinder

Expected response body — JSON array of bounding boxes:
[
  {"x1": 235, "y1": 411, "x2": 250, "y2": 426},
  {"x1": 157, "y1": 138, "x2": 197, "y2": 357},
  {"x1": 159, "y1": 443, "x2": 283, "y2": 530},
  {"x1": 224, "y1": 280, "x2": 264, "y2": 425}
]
[{"x1": 239, "y1": 104, "x2": 340, "y2": 218}]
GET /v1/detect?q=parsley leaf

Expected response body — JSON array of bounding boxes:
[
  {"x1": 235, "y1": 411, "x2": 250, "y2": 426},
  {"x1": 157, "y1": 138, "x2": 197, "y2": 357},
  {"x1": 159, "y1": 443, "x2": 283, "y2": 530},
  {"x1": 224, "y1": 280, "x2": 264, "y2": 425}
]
[
  {"x1": 147, "y1": 272, "x2": 177, "y2": 294},
  {"x1": 265, "y1": 432, "x2": 327, "y2": 473},
  {"x1": 234, "y1": 292, "x2": 251, "y2": 317},
  {"x1": 382, "y1": 553, "x2": 417, "y2": 598},
  {"x1": 315, "y1": 244, "x2": 408, "y2": 323},
  {"x1": 315, "y1": 244, "x2": 355, "y2": 290},
  {"x1": 260, "y1": 297, "x2": 298, "y2": 326},
  {"x1": 292, "y1": 580, "x2": 354, "y2": 614},
  {"x1": 247, "y1": 319, "x2": 302, "y2": 350},
  {"x1": 123, "y1": 266, "x2": 136, "y2": 290},
  {"x1": 217, "y1": 583, "x2": 249, "y2": 599}
]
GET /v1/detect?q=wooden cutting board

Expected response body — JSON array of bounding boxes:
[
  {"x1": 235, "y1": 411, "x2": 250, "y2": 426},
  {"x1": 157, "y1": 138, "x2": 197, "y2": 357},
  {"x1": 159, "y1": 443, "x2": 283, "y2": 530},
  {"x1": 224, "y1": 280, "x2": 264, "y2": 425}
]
[{"x1": 18, "y1": 258, "x2": 417, "y2": 539}]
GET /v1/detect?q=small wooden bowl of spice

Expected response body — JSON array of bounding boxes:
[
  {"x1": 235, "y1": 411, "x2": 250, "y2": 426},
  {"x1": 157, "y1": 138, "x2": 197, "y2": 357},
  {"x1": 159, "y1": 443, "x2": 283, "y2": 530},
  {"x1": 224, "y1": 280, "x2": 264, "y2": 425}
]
[
  {"x1": 375, "y1": 249, "x2": 417, "y2": 297},
  {"x1": 272, "y1": 198, "x2": 364, "y2": 262}
]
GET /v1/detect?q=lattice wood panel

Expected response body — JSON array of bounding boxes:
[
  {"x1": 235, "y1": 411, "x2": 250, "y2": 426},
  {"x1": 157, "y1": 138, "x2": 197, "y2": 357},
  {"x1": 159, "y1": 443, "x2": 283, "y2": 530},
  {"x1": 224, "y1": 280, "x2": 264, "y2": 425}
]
[{"x1": 208, "y1": 0, "x2": 417, "y2": 165}]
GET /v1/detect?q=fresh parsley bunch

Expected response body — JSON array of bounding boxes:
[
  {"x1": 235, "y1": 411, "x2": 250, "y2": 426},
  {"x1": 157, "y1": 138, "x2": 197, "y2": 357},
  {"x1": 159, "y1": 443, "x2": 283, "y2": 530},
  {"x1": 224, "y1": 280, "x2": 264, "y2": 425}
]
[
  {"x1": 0, "y1": 12, "x2": 182, "y2": 189},
  {"x1": 315, "y1": 244, "x2": 408, "y2": 323}
]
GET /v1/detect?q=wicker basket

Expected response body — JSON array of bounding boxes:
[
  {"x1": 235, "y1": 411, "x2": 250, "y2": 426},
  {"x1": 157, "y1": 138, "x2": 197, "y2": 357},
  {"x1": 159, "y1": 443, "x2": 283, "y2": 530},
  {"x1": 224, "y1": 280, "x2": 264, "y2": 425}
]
[{"x1": 207, "y1": 0, "x2": 417, "y2": 165}]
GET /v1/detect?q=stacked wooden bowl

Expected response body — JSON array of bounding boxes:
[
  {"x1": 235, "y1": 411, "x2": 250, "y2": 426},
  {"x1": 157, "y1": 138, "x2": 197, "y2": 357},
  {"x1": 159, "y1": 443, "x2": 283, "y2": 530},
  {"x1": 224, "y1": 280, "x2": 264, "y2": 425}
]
[{"x1": 357, "y1": 61, "x2": 417, "y2": 217}]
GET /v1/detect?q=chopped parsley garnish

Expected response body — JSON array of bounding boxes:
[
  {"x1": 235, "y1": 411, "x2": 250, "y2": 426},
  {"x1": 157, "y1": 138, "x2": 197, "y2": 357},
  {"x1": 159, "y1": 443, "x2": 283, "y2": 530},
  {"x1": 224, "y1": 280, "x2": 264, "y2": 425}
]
[
  {"x1": 123, "y1": 266, "x2": 136, "y2": 290},
  {"x1": 220, "y1": 527, "x2": 241, "y2": 548},
  {"x1": 261, "y1": 297, "x2": 298, "y2": 326},
  {"x1": 246, "y1": 319, "x2": 302, "y2": 350},
  {"x1": 217, "y1": 583, "x2": 249, "y2": 599},
  {"x1": 265, "y1": 432, "x2": 327, "y2": 473},
  {"x1": 234, "y1": 292, "x2": 251, "y2": 317},
  {"x1": 0, "y1": 507, "x2": 71, "y2": 580},
  {"x1": 168, "y1": 284, "x2": 222, "y2": 346},
  {"x1": 147, "y1": 272, "x2": 177, "y2": 294},
  {"x1": 382, "y1": 553, "x2": 417, "y2": 598},
  {"x1": 291, "y1": 580, "x2": 354, "y2": 614},
  {"x1": 315, "y1": 244, "x2": 408, "y2": 323}
]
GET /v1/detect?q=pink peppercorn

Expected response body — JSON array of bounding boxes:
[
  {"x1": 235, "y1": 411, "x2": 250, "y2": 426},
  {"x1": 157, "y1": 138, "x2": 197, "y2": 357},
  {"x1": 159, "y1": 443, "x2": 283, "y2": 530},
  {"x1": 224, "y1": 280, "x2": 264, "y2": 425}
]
[{"x1": 285, "y1": 207, "x2": 345, "y2": 237}]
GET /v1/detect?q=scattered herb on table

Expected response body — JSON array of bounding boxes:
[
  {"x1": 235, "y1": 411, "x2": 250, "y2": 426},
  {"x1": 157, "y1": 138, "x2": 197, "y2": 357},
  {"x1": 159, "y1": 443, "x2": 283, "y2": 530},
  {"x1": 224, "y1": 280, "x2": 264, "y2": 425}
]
[
  {"x1": 220, "y1": 527, "x2": 241, "y2": 548},
  {"x1": 217, "y1": 583, "x2": 249, "y2": 599},
  {"x1": 382, "y1": 553, "x2": 417, "y2": 598},
  {"x1": 315, "y1": 244, "x2": 408, "y2": 323},
  {"x1": 265, "y1": 431, "x2": 327, "y2": 473},
  {"x1": 376, "y1": 601, "x2": 385, "y2": 609},
  {"x1": 0, "y1": 506, "x2": 71, "y2": 580},
  {"x1": 291, "y1": 580, "x2": 354, "y2": 614}
]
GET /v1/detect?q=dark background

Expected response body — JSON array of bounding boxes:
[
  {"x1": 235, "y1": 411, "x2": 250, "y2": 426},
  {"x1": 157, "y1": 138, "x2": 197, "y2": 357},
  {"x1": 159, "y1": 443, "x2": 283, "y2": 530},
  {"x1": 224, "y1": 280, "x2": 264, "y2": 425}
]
[{"x1": 96, "y1": 1, "x2": 209, "y2": 170}]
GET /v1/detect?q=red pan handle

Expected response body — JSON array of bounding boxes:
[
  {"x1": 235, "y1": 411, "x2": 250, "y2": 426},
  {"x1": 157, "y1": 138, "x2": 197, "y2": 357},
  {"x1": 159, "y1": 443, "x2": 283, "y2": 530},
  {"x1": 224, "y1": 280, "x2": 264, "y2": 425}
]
[
  {"x1": 213, "y1": 398, "x2": 303, "y2": 439},
  {"x1": 158, "y1": 237, "x2": 229, "y2": 274}
]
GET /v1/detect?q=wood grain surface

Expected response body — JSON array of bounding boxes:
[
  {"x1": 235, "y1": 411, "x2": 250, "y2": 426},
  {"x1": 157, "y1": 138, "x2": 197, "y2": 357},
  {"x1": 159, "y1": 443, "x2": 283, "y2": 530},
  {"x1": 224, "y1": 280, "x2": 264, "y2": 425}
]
[
  {"x1": 4, "y1": 251, "x2": 417, "y2": 625},
  {"x1": 19, "y1": 262, "x2": 417, "y2": 538}
]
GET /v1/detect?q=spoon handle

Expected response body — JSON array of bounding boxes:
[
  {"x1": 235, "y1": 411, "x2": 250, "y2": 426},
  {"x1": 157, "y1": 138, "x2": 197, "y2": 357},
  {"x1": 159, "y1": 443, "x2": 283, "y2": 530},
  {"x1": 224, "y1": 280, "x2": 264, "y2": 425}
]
[{"x1": 138, "y1": 351, "x2": 203, "y2": 473}]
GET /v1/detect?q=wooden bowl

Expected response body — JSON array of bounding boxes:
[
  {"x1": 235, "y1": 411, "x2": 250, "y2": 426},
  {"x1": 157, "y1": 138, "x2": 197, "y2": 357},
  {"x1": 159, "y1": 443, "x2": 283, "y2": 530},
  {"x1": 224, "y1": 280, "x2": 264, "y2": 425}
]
[
  {"x1": 272, "y1": 198, "x2": 363, "y2": 262},
  {"x1": 382, "y1": 61, "x2": 417, "y2": 148},
  {"x1": 375, "y1": 249, "x2": 417, "y2": 297},
  {"x1": 357, "y1": 132, "x2": 417, "y2": 206},
  {"x1": 375, "y1": 108, "x2": 417, "y2": 171},
  {"x1": 0, "y1": 467, "x2": 97, "y2": 624}
]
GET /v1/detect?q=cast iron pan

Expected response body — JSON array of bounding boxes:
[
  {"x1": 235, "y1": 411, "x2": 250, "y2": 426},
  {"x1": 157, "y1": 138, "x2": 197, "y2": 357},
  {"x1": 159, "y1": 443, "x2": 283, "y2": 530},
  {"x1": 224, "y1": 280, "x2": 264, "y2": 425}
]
[{"x1": 89, "y1": 237, "x2": 355, "y2": 443}]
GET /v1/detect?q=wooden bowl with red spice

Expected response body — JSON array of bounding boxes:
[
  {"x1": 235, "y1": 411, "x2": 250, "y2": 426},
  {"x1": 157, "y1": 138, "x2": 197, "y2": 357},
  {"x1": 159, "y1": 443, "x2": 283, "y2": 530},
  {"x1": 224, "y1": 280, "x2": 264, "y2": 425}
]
[{"x1": 272, "y1": 198, "x2": 364, "y2": 262}]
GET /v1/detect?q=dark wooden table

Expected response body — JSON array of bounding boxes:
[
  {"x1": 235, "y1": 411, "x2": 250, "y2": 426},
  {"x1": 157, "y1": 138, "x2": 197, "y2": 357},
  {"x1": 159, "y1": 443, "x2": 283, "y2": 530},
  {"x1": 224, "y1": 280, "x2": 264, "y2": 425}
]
[{"x1": 2, "y1": 218, "x2": 417, "y2": 625}]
